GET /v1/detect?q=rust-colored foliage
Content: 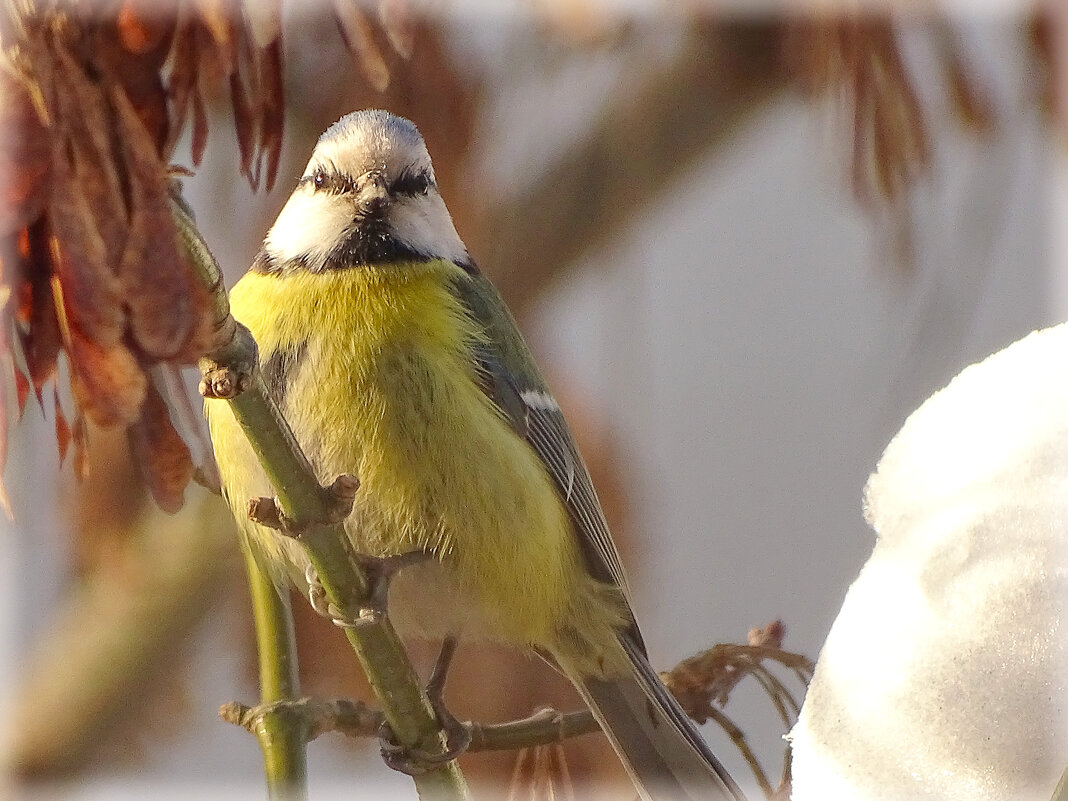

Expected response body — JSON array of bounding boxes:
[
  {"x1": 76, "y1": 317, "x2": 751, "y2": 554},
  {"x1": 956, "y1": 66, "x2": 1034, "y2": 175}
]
[
  {"x1": 1030, "y1": 7, "x2": 1068, "y2": 139},
  {"x1": 786, "y1": 17, "x2": 931, "y2": 207},
  {"x1": 0, "y1": 0, "x2": 441, "y2": 516},
  {"x1": 785, "y1": 15, "x2": 995, "y2": 209},
  {"x1": 332, "y1": 0, "x2": 420, "y2": 93},
  {"x1": 0, "y1": 1, "x2": 285, "y2": 513},
  {"x1": 127, "y1": 380, "x2": 195, "y2": 514}
]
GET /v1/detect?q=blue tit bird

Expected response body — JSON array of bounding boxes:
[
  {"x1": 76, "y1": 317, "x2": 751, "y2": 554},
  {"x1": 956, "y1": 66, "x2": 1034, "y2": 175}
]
[{"x1": 205, "y1": 109, "x2": 743, "y2": 801}]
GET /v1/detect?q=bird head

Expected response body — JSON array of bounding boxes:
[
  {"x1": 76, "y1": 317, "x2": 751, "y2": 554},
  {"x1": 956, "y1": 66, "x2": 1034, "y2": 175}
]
[{"x1": 260, "y1": 109, "x2": 469, "y2": 272}]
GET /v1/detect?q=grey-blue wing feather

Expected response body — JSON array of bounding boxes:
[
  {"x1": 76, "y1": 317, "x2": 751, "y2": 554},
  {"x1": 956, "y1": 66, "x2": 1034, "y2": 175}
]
[
  {"x1": 455, "y1": 272, "x2": 638, "y2": 618},
  {"x1": 453, "y1": 270, "x2": 746, "y2": 799}
]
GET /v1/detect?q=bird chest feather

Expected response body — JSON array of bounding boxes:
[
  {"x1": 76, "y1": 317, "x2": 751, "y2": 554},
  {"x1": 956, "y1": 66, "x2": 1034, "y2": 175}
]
[{"x1": 223, "y1": 263, "x2": 584, "y2": 645}]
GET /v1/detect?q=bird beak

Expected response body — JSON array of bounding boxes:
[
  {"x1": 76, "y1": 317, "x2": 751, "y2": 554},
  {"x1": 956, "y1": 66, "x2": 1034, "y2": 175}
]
[{"x1": 357, "y1": 172, "x2": 389, "y2": 216}]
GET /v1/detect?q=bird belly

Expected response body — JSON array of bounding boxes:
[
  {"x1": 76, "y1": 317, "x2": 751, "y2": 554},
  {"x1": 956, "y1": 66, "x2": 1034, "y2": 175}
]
[
  {"x1": 292, "y1": 330, "x2": 583, "y2": 648},
  {"x1": 218, "y1": 265, "x2": 588, "y2": 651}
]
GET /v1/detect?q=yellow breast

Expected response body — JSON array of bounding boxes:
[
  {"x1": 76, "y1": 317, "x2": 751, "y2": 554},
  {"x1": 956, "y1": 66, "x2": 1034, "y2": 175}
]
[{"x1": 212, "y1": 262, "x2": 584, "y2": 648}]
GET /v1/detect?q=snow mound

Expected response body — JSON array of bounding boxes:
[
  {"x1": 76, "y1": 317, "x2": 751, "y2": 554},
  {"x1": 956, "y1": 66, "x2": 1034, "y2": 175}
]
[{"x1": 790, "y1": 324, "x2": 1068, "y2": 801}]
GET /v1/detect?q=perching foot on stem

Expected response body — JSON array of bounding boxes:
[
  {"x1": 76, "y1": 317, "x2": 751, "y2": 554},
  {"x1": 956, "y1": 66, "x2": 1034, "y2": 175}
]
[
  {"x1": 305, "y1": 550, "x2": 431, "y2": 628},
  {"x1": 379, "y1": 636, "x2": 471, "y2": 775}
]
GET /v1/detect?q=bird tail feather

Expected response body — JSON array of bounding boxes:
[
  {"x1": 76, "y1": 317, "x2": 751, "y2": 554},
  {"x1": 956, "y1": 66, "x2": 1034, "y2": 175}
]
[{"x1": 573, "y1": 636, "x2": 745, "y2": 801}]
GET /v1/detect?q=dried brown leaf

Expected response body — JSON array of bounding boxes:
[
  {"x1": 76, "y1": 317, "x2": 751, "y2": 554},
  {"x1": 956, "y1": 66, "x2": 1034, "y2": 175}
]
[
  {"x1": 159, "y1": 363, "x2": 219, "y2": 489},
  {"x1": 128, "y1": 379, "x2": 193, "y2": 513},
  {"x1": 0, "y1": 63, "x2": 51, "y2": 237},
  {"x1": 54, "y1": 383, "x2": 70, "y2": 463},
  {"x1": 508, "y1": 744, "x2": 575, "y2": 801},
  {"x1": 259, "y1": 38, "x2": 283, "y2": 191},
  {"x1": 93, "y1": 2, "x2": 175, "y2": 153},
  {"x1": 48, "y1": 161, "x2": 125, "y2": 349},
  {"x1": 192, "y1": 84, "x2": 208, "y2": 166},
  {"x1": 53, "y1": 275, "x2": 147, "y2": 427},
  {"x1": 1030, "y1": 11, "x2": 1054, "y2": 119},
  {"x1": 169, "y1": 260, "x2": 217, "y2": 364},
  {"x1": 851, "y1": 48, "x2": 874, "y2": 204},
  {"x1": 333, "y1": 0, "x2": 390, "y2": 92},
  {"x1": 873, "y1": 24, "x2": 928, "y2": 168},
  {"x1": 229, "y1": 69, "x2": 256, "y2": 185},
  {"x1": 66, "y1": 330, "x2": 148, "y2": 427},
  {"x1": 111, "y1": 86, "x2": 197, "y2": 361},
  {"x1": 164, "y1": 18, "x2": 200, "y2": 160},
  {"x1": 117, "y1": 0, "x2": 172, "y2": 56},
  {"x1": 379, "y1": 0, "x2": 415, "y2": 59},
  {"x1": 936, "y1": 27, "x2": 994, "y2": 133},
  {"x1": 233, "y1": 14, "x2": 267, "y2": 188},
  {"x1": 783, "y1": 19, "x2": 835, "y2": 92},
  {"x1": 49, "y1": 42, "x2": 128, "y2": 260},
  {"x1": 1, "y1": 234, "x2": 19, "y2": 337},
  {"x1": 789, "y1": 18, "x2": 929, "y2": 209},
  {"x1": 1032, "y1": 5, "x2": 1068, "y2": 139},
  {"x1": 71, "y1": 411, "x2": 89, "y2": 479},
  {"x1": 243, "y1": 0, "x2": 282, "y2": 48},
  {"x1": 749, "y1": 620, "x2": 785, "y2": 649},
  {"x1": 190, "y1": 0, "x2": 235, "y2": 71},
  {"x1": 14, "y1": 368, "x2": 28, "y2": 418},
  {"x1": 20, "y1": 219, "x2": 61, "y2": 395}
]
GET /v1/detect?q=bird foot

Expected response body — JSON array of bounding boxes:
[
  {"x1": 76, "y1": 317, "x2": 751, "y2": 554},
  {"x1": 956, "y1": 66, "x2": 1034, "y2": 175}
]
[
  {"x1": 379, "y1": 637, "x2": 471, "y2": 775},
  {"x1": 305, "y1": 550, "x2": 431, "y2": 628}
]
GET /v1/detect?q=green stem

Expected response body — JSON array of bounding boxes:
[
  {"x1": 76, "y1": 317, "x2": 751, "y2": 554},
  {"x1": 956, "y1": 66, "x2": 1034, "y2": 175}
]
[
  {"x1": 231, "y1": 356, "x2": 468, "y2": 801},
  {"x1": 243, "y1": 547, "x2": 307, "y2": 801}
]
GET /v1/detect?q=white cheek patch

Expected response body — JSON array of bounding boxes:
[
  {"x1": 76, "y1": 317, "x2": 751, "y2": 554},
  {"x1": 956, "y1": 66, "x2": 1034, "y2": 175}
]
[
  {"x1": 388, "y1": 195, "x2": 469, "y2": 264},
  {"x1": 265, "y1": 185, "x2": 354, "y2": 264}
]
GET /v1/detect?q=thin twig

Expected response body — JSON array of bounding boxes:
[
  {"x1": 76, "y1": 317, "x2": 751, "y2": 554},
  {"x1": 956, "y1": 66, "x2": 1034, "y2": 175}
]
[
  {"x1": 468, "y1": 708, "x2": 601, "y2": 752},
  {"x1": 706, "y1": 707, "x2": 774, "y2": 798},
  {"x1": 221, "y1": 698, "x2": 600, "y2": 753}
]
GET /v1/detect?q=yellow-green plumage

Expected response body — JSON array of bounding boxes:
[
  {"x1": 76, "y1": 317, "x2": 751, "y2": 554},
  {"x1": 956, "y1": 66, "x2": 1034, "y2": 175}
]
[
  {"x1": 206, "y1": 260, "x2": 626, "y2": 668},
  {"x1": 206, "y1": 109, "x2": 742, "y2": 800}
]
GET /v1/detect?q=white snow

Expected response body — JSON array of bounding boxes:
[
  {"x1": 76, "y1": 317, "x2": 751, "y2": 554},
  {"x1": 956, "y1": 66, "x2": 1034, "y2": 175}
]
[{"x1": 791, "y1": 323, "x2": 1068, "y2": 801}]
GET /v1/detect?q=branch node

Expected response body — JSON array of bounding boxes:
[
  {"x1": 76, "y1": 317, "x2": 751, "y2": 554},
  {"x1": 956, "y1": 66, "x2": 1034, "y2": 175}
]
[
  {"x1": 325, "y1": 473, "x2": 360, "y2": 521},
  {"x1": 247, "y1": 495, "x2": 301, "y2": 536},
  {"x1": 199, "y1": 362, "x2": 251, "y2": 400},
  {"x1": 219, "y1": 700, "x2": 255, "y2": 730},
  {"x1": 220, "y1": 697, "x2": 385, "y2": 742},
  {"x1": 246, "y1": 477, "x2": 359, "y2": 539}
]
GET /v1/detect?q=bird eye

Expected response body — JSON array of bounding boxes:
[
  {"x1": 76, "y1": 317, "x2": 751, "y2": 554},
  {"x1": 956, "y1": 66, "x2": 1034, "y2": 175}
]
[
  {"x1": 313, "y1": 170, "x2": 326, "y2": 190},
  {"x1": 393, "y1": 170, "x2": 430, "y2": 197}
]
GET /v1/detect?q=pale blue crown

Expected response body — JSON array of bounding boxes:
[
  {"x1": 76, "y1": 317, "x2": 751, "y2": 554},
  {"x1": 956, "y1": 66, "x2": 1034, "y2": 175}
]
[{"x1": 318, "y1": 109, "x2": 424, "y2": 151}]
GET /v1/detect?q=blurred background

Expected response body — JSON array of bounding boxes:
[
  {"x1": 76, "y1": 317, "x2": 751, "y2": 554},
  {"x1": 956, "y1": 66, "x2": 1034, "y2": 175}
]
[{"x1": 0, "y1": 1, "x2": 1063, "y2": 799}]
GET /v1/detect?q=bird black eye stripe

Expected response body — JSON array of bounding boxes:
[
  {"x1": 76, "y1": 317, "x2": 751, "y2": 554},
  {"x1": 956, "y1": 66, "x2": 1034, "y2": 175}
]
[
  {"x1": 304, "y1": 169, "x2": 355, "y2": 194},
  {"x1": 391, "y1": 169, "x2": 432, "y2": 197}
]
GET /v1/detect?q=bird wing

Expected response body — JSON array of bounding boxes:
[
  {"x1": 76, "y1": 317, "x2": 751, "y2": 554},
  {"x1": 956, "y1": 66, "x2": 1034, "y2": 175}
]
[{"x1": 453, "y1": 271, "x2": 639, "y2": 619}]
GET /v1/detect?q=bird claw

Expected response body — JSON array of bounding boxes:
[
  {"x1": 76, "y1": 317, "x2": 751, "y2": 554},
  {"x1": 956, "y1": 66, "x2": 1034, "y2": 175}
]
[
  {"x1": 305, "y1": 551, "x2": 431, "y2": 628},
  {"x1": 305, "y1": 563, "x2": 332, "y2": 617},
  {"x1": 379, "y1": 637, "x2": 470, "y2": 775},
  {"x1": 378, "y1": 715, "x2": 471, "y2": 776}
]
